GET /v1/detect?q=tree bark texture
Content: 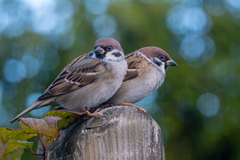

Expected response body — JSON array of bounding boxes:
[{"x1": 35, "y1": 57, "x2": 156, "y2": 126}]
[{"x1": 37, "y1": 105, "x2": 165, "y2": 160}]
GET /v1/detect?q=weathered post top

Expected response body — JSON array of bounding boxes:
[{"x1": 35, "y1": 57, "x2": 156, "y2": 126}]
[{"x1": 37, "y1": 105, "x2": 165, "y2": 160}]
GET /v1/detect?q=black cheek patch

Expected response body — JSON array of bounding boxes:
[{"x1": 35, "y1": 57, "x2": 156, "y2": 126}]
[
  {"x1": 96, "y1": 54, "x2": 106, "y2": 59},
  {"x1": 165, "y1": 65, "x2": 168, "y2": 70},
  {"x1": 153, "y1": 58, "x2": 162, "y2": 67},
  {"x1": 112, "y1": 52, "x2": 122, "y2": 57},
  {"x1": 88, "y1": 51, "x2": 93, "y2": 56}
]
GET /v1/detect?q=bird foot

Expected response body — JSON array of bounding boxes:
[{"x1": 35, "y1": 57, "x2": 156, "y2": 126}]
[
  {"x1": 119, "y1": 102, "x2": 147, "y2": 113},
  {"x1": 85, "y1": 109, "x2": 105, "y2": 117}
]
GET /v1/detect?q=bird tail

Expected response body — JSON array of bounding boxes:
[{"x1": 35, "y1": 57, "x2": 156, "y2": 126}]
[{"x1": 10, "y1": 100, "x2": 45, "y2": 123}]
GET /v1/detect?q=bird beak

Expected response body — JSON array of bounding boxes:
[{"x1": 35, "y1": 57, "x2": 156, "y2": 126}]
[
  {"x1": 94, "y1": 46, "x2": 105, "y2": 55},
  {"x1": 166, "y1": 59, "x2": 178, "y2": 66}
]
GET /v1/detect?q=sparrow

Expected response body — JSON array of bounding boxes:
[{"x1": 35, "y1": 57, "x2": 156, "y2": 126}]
[
  {"x1": 106, "y1": 46, "x2": 177, "y2": 112},
  {"x1": 10, "y1": 38, "x2": 127, "y2": 123}
]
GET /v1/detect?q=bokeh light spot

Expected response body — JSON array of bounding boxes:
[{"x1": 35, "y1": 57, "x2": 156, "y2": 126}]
[
  {"x1": 214, "y1": 59, "x2": 236, "y2": 86},
  {"x1": 224, "y1": 0, "x2": 240, "y2": 19},
  {"x1": 21, "y1": 55, "x2": 41, "y2": 78},
  {"x1": 23, "y1": 0, "x2": 73, "y2": 35},
  {"x1": 179, "y1": 35, "x2": 205, "y2": 61},
  {"x1": 178, "y1": 35, "x2": 216, "y2": 67},
  {"x1": 205, "y1": 0, "x2": 226, "y2": 16},
  {"x1": 225, "y1": 0, "x2": 240, "y2": 10},
  {"x1": 0, "y1": 9, "x2": 9, "y2": 34},
  {"x1": 84, "y1": 0, "x2": 109, "y2": 15},
  {"x1": 3, "y1": 59, "x2": 27, "y2": 83},
  {"x1": 135, "y1": 91, "x2": 162, "y2": 116},
  {"x1": 197, "y1": 93, "x2": 220, "y2": 117},
  {"x1": 0, "y1": 1, "x2": 25, "y2": 38},
  {"x1": 93, "y1": 14, "x2": 117, "y2": 37},
  {"x1": 167, "y1": 6, "x2": 210, "y2": 35}
]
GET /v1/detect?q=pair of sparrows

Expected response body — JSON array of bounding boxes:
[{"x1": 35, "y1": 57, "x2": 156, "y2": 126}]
[{"x1": 10, "y1": 37, "x2": 177, "y2": 123}]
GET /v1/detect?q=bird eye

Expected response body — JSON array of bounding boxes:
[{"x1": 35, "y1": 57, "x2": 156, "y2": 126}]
[
  {"x1": 159, "y1": 55, "x2": 165, "y2": 61},
  {"x1": 106, "y1": 46, "x2": 112, "y2": 52}
]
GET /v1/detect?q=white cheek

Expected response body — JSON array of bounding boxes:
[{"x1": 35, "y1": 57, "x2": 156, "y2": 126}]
[
  {"x1": 105, "y1": 49, "x2": 124, "y2": 61},
  {"x1": 157, "y1": 62, "x2": 166, "y2": 73},
  {"x1": 161, "y1": 62, "x2": 166, "y2": 70}
]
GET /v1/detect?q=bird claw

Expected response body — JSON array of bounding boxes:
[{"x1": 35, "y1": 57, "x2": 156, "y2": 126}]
[
  {"x1": 120, "y1": 102, "x2": 147, "y2": 113},
  {"x1": 85, "y1": 109, "x2": 108, "y2": 121},
  {"x1": 86, "y1": 109, "x2": 103, "y2": 117}
]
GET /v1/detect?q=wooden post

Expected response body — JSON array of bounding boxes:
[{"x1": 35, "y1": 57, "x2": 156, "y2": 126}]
[{"x1": 37, "y1": 105, "x2": 165, "y2": 160}]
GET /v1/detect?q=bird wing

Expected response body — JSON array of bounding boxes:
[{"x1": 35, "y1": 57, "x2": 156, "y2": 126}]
[
  {"x1": 123, "y1": 52, "x2": 149, "y2": 82},
  {"x1": 38, "y1": 54, "x2": 107, "y2": 100}
]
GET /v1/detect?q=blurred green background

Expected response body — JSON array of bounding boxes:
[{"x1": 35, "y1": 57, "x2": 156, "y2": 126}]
[{"x1": 0, "y1": 0, "x2": 240, "y2": 159}]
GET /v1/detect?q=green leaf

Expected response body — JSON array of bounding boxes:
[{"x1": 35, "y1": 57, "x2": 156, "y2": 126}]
[
  {"x1": 5, "y1": 139, "x2": 33, "y2": 154},
  {"x1": 19, "y1": 116, "x2": 62, "y2": 138},
  {"x1": 43, "y1": 110, "x2": 81, "y2": 130},
  {"x1": 2, "y1": 147, "x2": 24, "y2": 160},
  {"x1": 0, "y1": 139, "x2": 3, "y2": 146},
  {"x1": 0, "y1": 143, "x2": 8, "y2": 160},
  {"x1": 0, "y1": 127, "x2": 37, "y2": 144},
  {"x1": 38, "y1": 135, "x2": 58, "y2": 147},
  {"x1": 0, "y1": 140, "x2": 33, "y2": 160}
]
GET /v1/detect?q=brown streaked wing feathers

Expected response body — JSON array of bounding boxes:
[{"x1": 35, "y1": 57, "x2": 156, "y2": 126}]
[
  {"x1": 58, "y1": 54, "x2": 90, "y2": 75},
  {"x1": 38, "y1": 54, "x2": 106, "y2": 100},
  {"x1": 123, "y1": 52, "x2": 148, "y2": 82}
]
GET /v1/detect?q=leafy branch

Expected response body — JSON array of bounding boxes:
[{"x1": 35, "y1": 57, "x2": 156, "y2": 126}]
[{"x1": 0, "y1": 111, "x2": 81, "y2": 160}]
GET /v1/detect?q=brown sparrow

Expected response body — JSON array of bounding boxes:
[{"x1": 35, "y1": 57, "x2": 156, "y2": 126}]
[
  {"x1": 106, "y1": 46, "x2": 177, "y2": 112},
  {"x1": 10, "y1": 38, "x2": 127, "y2": 123}
]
